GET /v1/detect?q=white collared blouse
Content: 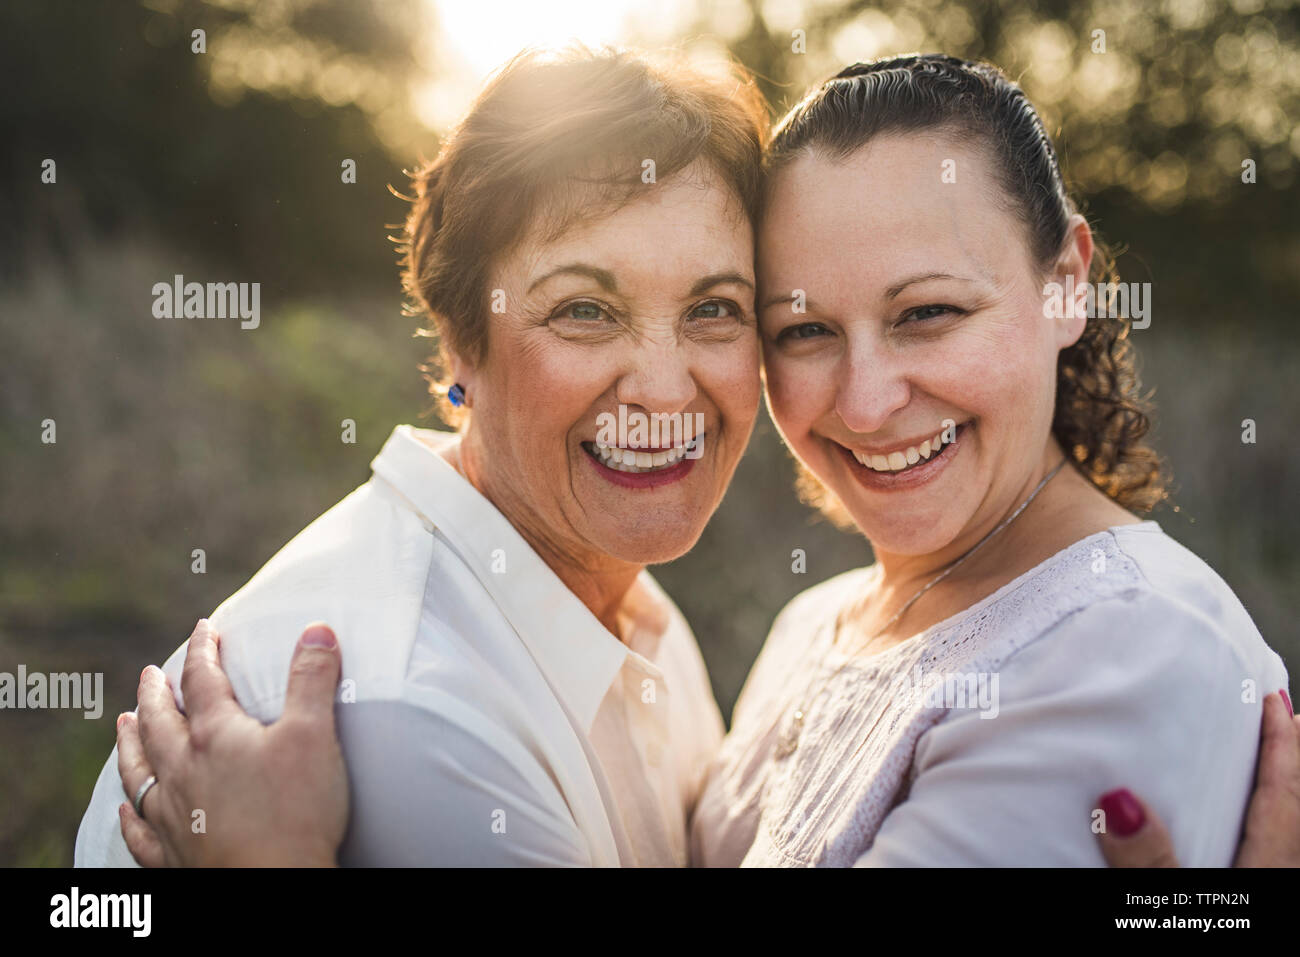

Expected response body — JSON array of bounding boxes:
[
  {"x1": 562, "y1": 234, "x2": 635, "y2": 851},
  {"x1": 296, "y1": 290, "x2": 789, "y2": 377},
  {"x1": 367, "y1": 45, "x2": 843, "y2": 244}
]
[{"x1": 76, "y1": 425, "x2": 723, "y2": 867}]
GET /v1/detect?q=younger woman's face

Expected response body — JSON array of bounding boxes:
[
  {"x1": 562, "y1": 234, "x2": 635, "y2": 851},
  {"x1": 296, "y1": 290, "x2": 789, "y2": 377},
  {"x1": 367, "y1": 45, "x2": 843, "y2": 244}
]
[{"x1": 757, "y1": 132, "x2": 1088, "y2": 557}]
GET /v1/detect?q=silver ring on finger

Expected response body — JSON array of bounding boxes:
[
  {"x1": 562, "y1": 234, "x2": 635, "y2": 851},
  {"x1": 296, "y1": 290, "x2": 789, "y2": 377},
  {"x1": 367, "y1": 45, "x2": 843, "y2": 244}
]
[{"x1": 133, "y1": 774, "x2": 159, "y2": 819}]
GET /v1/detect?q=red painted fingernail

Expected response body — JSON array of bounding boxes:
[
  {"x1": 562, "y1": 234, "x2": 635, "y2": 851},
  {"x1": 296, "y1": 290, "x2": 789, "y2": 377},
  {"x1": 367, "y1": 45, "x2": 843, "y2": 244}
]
[
  {"x1": 1281, "y1": 690, "x2": 1293, "y2": 716},
  {"x1": 1099, "y1": 788, "x2": 1145, "y2": 837},
  {"x1": 301, "y1": 624, "x2": 337, "y2": 648}
]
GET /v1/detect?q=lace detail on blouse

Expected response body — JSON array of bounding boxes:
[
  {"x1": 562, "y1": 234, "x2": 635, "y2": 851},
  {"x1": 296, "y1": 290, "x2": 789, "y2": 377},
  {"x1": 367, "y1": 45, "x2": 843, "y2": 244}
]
[{"x1": 698, "y1": 526, "x2": 1148, "y2": 867}]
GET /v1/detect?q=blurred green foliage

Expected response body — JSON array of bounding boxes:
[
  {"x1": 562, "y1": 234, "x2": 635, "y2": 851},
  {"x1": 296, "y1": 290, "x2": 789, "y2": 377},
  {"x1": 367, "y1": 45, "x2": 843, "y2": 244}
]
[{"x1": 0, "y1": 0, "x2": 1295, "y2": 866}]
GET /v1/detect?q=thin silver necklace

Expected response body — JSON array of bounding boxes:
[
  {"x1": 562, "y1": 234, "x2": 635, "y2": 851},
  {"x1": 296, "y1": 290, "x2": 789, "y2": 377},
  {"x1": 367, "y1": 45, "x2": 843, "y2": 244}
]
[{"x1": 773, "y1": 457, "x2": 1068, "y2": 759}]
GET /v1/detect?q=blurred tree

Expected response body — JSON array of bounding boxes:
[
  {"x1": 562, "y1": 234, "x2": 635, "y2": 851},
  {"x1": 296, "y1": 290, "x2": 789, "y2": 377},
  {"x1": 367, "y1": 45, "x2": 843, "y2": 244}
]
[
  {"x1": 658, "y1": 0, "x2": 1300, "y2": 326},
  {"x1": 0, "y1": 0, "x2": 432, "y2": 299},
  {"x1": 0, "y1": 0, "x2": 1295, "y2": 867}
]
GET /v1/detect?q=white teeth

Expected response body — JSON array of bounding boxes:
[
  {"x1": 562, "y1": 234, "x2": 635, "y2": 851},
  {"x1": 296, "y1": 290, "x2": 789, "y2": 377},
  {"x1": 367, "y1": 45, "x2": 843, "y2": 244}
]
[
  {"x1": 589, "y1": 439, "x2": 696, "y2": 474},
  {"x1": 853, "y1": 428, "x2": 958, "y2": 473}
]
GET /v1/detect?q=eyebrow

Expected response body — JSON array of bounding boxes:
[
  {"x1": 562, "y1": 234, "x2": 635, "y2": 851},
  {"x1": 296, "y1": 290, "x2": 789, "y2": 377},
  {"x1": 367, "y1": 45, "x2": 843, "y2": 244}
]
[
  {"x1": 528, "y1": 263, "x2": 619, "y2": 294},
  {"x1": 885, "y1": 272, "x2": 977, "y2": 299},
  {"x1": 528, "y1": 265, "x2": 753, "y2": 297},
  {"x1": 760, "y1": 291, "x2": 800, "y2": 310},
  {"x1": 759, "y1": 271, "x2": 982, "y2": 313},
  {"x1": 760, "y1": 271, "x2": 980, "y2": 312},
  {"x1": 690, "y1": 272, "x2": 754, "y2": 296}
]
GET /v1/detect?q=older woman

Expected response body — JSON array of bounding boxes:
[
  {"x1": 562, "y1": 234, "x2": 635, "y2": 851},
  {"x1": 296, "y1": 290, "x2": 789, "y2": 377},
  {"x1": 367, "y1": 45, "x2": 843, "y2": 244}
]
[
  {"x1": 76, "y1": 47, "x2": 768, "y2": 867},
  {"x1": 83, "y1": 51, "x2": 1295, "y2": 868},
  {"x1": 690, "y1": 54, "x2": 1289, "y2": 865}
]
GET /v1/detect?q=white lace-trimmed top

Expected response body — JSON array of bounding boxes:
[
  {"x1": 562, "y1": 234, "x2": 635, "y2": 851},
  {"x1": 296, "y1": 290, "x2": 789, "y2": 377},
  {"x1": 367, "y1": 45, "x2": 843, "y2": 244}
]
[{"x1": 691, "y1": 522, "x2": 1289, "y2": 867}]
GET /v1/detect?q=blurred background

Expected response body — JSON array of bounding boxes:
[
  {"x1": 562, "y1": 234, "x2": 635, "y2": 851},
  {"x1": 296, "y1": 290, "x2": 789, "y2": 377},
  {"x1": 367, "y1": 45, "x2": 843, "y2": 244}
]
[{"x1": 1, "y1": 0, "x2": 1296, "y2": 866}]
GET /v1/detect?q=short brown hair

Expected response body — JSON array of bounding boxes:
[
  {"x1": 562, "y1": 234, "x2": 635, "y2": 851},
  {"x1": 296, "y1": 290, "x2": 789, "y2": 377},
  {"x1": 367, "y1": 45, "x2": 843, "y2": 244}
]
[{"x1": 396, "y1": 46, "x2": 768, "y2": 423}]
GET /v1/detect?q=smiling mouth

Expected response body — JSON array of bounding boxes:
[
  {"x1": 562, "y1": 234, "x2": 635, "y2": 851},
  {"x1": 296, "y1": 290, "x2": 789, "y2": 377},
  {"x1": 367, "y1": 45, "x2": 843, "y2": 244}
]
[
  {"x1": 581, "y1": 435, "x2": 703, "y2": 474},
  {"x1": 849, "y1": 425, "x2": 962, "y2": 474},
  {"x1": 837, "y1": 422, "x2": 970, "y2": 487}
]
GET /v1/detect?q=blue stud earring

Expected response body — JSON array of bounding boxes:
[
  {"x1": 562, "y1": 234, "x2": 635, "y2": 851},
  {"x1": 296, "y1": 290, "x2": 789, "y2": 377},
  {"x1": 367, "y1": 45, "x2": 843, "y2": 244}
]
[{"x1": 448, "y1": 383, "x2": 466, "y2": 408}]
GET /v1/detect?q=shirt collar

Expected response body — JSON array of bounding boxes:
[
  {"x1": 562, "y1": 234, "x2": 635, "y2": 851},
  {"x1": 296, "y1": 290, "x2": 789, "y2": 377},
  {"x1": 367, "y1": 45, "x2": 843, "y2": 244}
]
[{"x1": 371, "y1": 424, "x2": 659, "y2": 732}]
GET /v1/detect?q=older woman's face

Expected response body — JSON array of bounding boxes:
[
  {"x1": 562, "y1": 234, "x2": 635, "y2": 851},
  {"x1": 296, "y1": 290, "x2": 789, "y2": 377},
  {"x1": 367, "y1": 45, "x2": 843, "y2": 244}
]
[
  {"x1": 463, "y1": 162, "x2": 760, "y2": 565},
  {"x1": 758, "y1": 133, "x2": 1084, "y2": 556}
]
